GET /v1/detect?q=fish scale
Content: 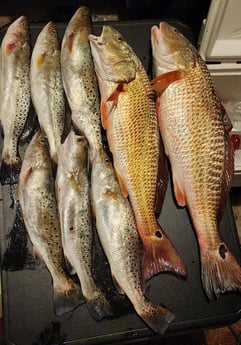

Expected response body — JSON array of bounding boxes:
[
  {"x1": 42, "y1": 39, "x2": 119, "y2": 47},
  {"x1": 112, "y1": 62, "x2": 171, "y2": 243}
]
[{"x1": 151, "y1": 21, "x2": 241, "y2": 299}]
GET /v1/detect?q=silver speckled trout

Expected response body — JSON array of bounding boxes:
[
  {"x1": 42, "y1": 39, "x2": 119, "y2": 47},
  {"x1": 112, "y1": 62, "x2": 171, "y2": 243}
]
[
  {"x1": 30, "y1": 21, "x2": 66, "y2": 164},
  {"x1": 18, "y1": 131, "x2": 83, "y2": 316},
  {"x1": 56, "y1": 131, "x2": 112, "y2": 320},
  {"x1": 91, "y1": 148, "x2": 174, "y2": 334},
  {"x1": 0, "y1": 16, "x2": 31, "y2": 184},
  {"x1": 61, "y1": 6, "x2": 103, "y2": 163}
]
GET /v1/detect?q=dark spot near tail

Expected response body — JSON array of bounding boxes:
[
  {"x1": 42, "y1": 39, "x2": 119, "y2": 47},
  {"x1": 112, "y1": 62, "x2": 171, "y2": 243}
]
[
  {"x1": 69, "y1": 226, "x2": 74, "y2": 232},
  {"x1": 219, "y1": 244, "x2": 227, "y2": 259},
  {"x1": 155, "y1": 230, "x2": 162, "y2": 238}
]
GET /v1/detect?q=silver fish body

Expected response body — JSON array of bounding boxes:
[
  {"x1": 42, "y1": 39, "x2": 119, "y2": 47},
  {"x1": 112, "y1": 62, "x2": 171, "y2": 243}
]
[
  {"x1": 56, "y1": 131, "x2": 112, "y2": 320},
  {"x1": 30, "y1": 21, "x2": 66, "y2": 164},
  {"x1": 61, "y1": 6, "x2": 102, "y2": 162},
  {"x1": 18, "y1": 131, "x2": 83, "y2": 316},
  {"x1": 91, "y1": 149, "x2": 174, "y2": 335},
  {"x1": 0, "y1": 16, "x2": 31, "y2": 184}
]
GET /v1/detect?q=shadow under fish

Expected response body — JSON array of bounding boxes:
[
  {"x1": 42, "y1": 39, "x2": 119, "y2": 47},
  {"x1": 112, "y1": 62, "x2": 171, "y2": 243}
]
[{"x1": 1, "y1": 201, "x2": 36, "y2": 271}]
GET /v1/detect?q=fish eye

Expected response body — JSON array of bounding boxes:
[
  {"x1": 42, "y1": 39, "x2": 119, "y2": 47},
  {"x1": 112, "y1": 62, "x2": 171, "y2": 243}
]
[
  {"x1": 172, "y1": 27, "x2": 178, "y2": 33},
  {"x1": 117, "y1": 35, "x2": 123, "y2": 42}
]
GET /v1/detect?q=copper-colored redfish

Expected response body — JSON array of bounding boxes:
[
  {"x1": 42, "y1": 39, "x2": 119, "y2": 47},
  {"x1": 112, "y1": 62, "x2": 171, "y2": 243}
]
[
  {"x1": 89, "y1": 26, "x2": 186, "y2": 280},
  {"x1": 151, "y1": 22, "x2": 240, "y2": 299}
]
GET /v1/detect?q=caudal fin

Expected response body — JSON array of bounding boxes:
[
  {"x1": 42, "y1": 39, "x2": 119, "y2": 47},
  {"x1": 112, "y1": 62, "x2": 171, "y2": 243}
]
[
  {"x1": 0, "y1": 160, "x2": 21, "y2": 185},
  {"x1": 201, "y1": 241, "x2": 241, "y2": 299},
  {"x1": 85, "y1": 289, "x2": 113, "y2": 321},
  {"x1": 137, "y1": 298, "x2": 174, "y2": 335},
  {"x1": 143, "y1": 226, "x2": 187, "y2": 280},
  {"x1": 53, "y1": 280, "x2": 84, "y2": 316}
]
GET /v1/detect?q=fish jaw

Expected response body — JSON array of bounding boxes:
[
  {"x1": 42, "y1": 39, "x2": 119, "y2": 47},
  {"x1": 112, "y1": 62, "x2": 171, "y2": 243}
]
[{"x1": 89, "y1": 26, "x2": 136, "y2": 83}]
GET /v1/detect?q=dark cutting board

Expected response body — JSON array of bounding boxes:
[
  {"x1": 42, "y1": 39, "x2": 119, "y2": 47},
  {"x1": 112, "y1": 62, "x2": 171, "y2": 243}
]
[{"x1": 0, "y1": 19, "x2": 241, "y2": 345}]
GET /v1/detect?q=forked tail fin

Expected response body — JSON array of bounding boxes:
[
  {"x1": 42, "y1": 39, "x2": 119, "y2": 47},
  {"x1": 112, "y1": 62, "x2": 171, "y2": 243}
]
[
  {"x1": 200, "y1": 240, "x2": 241, "y2": 299},
  {"x1": 0, "y1": 160, "x2": 21, "y2": 185},
  {"x1": 143, "y1": 224, "x2": 187, "y2": 281},
  {"x1": 138, "y1": 298, "x2": 174, "y2": 335},
  {"x1": 53, "y1": 280, "x2": 84, "y2": 316}
]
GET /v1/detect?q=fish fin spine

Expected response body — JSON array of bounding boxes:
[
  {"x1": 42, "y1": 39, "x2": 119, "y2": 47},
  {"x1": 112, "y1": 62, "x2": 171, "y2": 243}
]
[
  {"x1": 200, "y1": 240, "x2": 241, "y2": 299},
  {"x1": 142, "y1": 225, "x2": 186, "y2": 280},
  {"x1": 100, "y1": 100, "x2": 108, "y2": 129},
  {"x1": 173, "y1": 175, "x2": 186, "y2": 207},
  {"x1": 151, "y1": 70, "x2": 182, "y2": 93},
  {"x1": 114, "y1": 167, "x2": 129, "y2": 198}
]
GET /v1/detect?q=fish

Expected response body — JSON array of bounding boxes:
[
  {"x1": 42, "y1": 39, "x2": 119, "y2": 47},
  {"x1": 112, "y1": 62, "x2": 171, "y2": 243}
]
[
  {"x1": 150, "y1": 21, "x2": 240, "y2": 299},
  {"x1": 18, "y1": 130, "x2": 83, "y2": 316},
  {"x1": 61, "y1": 6, "x2": 103, "y2": 163},
  {"x1": 0, "y1": 16, "x2": 31, "y2": 184},
  {"x1": 55, "y1": 130, "x2": 113, "y2": 321},
  {"x1": 91, "y1": 148, "x2": 174, "y2": 334},
  {"x1": 89, "y1": 26, "x2": 186, "y2": 280},
  {"x1": 30, "y1": 21, "x2": 66, "y2": 164}
]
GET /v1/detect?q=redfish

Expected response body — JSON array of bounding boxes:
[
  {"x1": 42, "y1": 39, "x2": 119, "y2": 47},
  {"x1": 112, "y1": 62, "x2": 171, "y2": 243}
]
[
  {"x1": 89, "y1": 26, "x2": 186, "y2": 280},
  {"x1": 151, "y1": 22, "x2": 240, "y2": 298}
]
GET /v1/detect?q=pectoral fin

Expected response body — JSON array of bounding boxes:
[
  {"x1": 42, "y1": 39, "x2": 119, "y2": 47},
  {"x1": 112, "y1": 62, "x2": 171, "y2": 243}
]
[{"x1": 151, "y1": 70, "x2": 182, "y2": 93}]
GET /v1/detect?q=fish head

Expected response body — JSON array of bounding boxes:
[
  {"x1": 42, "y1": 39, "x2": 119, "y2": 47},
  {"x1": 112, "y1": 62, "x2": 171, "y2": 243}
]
[
  {"x1": 62, "y1": 6, "x2": 92, "y2": 53},
  {"x1": 151, "y1": 21, "x2": 196, "y2": 75},
  {"x1": 92, "y1": 149, "x2": 114, "y2": 183},
  {"x1": 2, "y1": 16, "x2": 30, "y2": 56},
  {"x1": 89, "y1": 26, "x2": 136, "y2": 83},
  {"x1": 62, "y1": 131, "x2": 88, "y2": 170}
]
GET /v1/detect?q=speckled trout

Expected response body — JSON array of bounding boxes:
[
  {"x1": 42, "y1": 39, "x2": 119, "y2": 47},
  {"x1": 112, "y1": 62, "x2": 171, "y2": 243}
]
[
  {"x1": 89, "y1": 26, "x2": 186, "y2": 280},
  {"x1": 56, "y1": 131, "x2": 112, "y2": 320},
  {"x1": 91, "y1": 148, "x2": 174, "y2": 334},
  {"x1": 61, "y1": 6, "x2": 102, "y2": 162},
  {"x1": 18, "y1": 131, "x2": 83, "y2": 316},
  {"x1": 30, "y1": 21, "x2": 66, "y2": 164},
  {"x1": 151, "y1": 22, "x2": 240, "y2": 299},
  {"x1": 0, "y1": 16, "x2": 31, "y2": 184}
]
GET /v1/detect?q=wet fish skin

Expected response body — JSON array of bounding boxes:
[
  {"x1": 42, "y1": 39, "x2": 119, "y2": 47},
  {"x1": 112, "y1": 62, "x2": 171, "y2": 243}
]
[
  {"x1": 91, "y1": 148, "x2": 174, "y2": 334},
  {"x1": 0, "y1": 16, "x2": 31, "y2": 184},
  {"x1": 56, "y1": 131, "x2": 113, "y2": 321},
  {"x1": 30, "y1": 21, "x2": 66, "y2": 164},
  {"x1": 61, "y1": 6, "x2": 103, "y2": 163},
  {"x1": 151, "y1": 22, "x2": 240, "y2": 299},
  {"x1": 89, "y1": 26, "x2": 186, "y2": 280},
  {"x1": 18, "y1": 130, "x2": 83, "y2": 316}
]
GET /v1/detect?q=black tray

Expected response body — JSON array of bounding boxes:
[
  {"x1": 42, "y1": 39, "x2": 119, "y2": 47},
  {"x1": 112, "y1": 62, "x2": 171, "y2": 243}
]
[{"x1": 1, "y1": 20, "x2": 241, "y2": 345}]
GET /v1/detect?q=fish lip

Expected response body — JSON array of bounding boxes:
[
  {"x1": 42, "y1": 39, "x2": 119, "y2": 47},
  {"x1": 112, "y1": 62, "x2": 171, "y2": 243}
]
[{"x1": 89, "y1": 33, "x2": 105, "y2": 46}]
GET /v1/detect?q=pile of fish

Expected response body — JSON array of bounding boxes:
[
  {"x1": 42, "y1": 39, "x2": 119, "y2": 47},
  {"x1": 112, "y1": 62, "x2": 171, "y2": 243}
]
[{"x1": 1, "y1": 4, "x2": 241, "y2": 336}]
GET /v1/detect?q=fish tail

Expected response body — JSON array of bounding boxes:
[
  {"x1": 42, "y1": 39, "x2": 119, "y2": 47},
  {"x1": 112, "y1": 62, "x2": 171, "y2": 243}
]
[
  {"x1": 138, "y1": 299, "x2": 174, "y2": 335},
  {"x1": 53, "y1": 280, "x2": 84, "y2": 316},
  {"x1": 143, "y1": 224, "x2": 186, "y2": 280},
  {"x1": 0, "y1": 160, "x2": 21, "y2": 185},
  {"x1": 85, "y1": 289, "x2": 113, "y2": 321},
  {"x1": 200, "y1": 240, "x2": 241, "y2": 299}
]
